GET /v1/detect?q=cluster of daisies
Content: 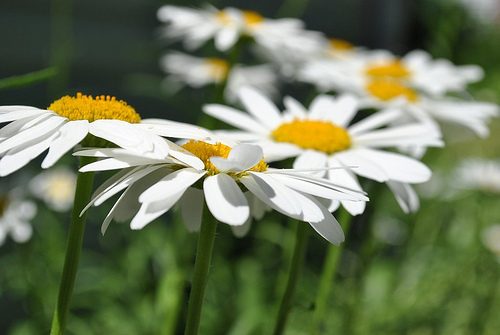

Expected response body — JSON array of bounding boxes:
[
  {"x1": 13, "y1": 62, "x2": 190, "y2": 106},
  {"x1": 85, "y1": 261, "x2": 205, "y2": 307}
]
[{"x1": 0, "y1": 4, "x2": 498, "y2": 247}]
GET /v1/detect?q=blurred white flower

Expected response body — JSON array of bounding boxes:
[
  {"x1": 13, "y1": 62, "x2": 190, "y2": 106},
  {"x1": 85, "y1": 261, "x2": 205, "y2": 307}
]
[
  {"x1": 29, "y1": 167, "x2": 77, "y2": 212},
  {"x1": 452, "y1": 158, "x2": 500, "y2": 193},
  {"x1": 482, "y1": 224, "x2": 500, "y2": 258},
  {"x1": 456, "y1": 0, "x2": 500, "y2": 25},
  {"x1": 0, "y1": 192, "x2": 36, "y2": 246},
  {"x1": 157, "y1": 4, "x2": 326, "y2": 62},
  {"x1": 160, "y1": 52, "x2": 279, "y2": 103}
]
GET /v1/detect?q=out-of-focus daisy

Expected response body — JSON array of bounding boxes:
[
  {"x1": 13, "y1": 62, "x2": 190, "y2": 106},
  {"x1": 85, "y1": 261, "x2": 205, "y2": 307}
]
[
  {"x1": 160, "y1": 52, "x2": 279, "y2": 102},
  {"x1": 76, "y1": 139, "x2": 368, "y2": 245},
  {"x1": 0, "y1": 93, "x2": 215, "y2": 177},
  {"x1": 0, "y1": 191, "x2": 36, "y2": 246},
  {"x1": 204, "y1": 88, "x2": 442, "y2": 214},
  {"x1": 456, "y1": 0, "x2": 500, "y2": 25},
  {"x1": 157, "y1": 4, "x2": 326, "y2": 57},
  {"x1": 482, "y1": 224, "x2": 500, "y2": 260},
  {"x1": 29, "y1": 167, "x2": 77, "y2": 212},
  {"x1": 301, "y1": 49, "x2": 484, "y2": 96},
  {"x1": 452, "y1": 158, "x2": 500, "y2": 193}
]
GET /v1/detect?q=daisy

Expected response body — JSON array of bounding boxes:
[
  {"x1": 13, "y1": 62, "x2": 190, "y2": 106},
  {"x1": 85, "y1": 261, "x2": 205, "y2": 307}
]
[
  {"x1": 0, "y1": 191, "x2": 37, "y2": 246},
  {"x1": 76, "y1": 138, "x2": 368, "y2": 245},
  {"x1": 29, "y1": 166, "x2": 77, "y2": 212},
  {"x1": 0, "y1": 93, "x2": 215, "y2": 176},
  {"x1": 452, "y1": 158, "x2": 500, "y2": 194},
  {"x1": 203, "y1": 88, "x2": 443, "y2": 214},
  {"x1": 159, "y1": 52, "x2": 279, "y2": 103},
  {"x1": 300, "y1": 49, "x2": 484, "y2": 96},
  {"x1": 157, "y1": 4, "x2": 326, "y2": 56}
]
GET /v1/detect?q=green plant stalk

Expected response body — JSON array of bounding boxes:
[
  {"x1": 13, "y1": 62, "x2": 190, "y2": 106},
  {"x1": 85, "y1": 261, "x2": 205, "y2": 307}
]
[
  {"x1": 50, "y1": 156, "x2": 96, "y2": 335},
  {"x1": 311, "y1": 208, "x2": 353, "y2": 335},
  {"x1": 184, "y1": 205, "x2": 218, "y2": 335},
  {"x1": 273, "y1": 221, "x2": 309, "y2": 335}
]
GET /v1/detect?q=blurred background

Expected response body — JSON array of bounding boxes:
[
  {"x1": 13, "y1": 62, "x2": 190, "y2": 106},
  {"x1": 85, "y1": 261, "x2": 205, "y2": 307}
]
[{"x1": 1, "y1": 0, "x2": 500, "y2": 334}]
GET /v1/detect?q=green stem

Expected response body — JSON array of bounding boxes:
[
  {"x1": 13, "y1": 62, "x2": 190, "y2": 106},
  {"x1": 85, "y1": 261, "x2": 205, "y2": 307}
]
[
  {"x1": 311, "y1": 208, "x2": 353, "y2": 335},
  {"x1": 50, "y1": 156, "x2": 96, "y2": 335},
  {"x1": 273, "y1": 221, "x2": 309, "y2": 335},
  {"x1": 184, "y1": 205, "x2": 218, "y2": 335}
]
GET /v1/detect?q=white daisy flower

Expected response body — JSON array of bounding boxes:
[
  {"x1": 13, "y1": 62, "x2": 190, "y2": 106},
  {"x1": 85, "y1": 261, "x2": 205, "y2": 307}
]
[
  {"x1": 76, "y1": 139, "x2": 368, "y2": 245},
  {"x1": 0, "y1": 93, "x2": 215, "y2": 176},
  {"x1": 160, "y1": 52, "x2": 279, "y2": 103},
  {"x1": 0, "y1": 192, "x2": 36, "y2": 246},
  {"x1": 29, "y1": 166, "x2": 77, "y2": 212},
  {"x1": 300, "y1": 49, "x2": 484, "y2": 96},
  {"x1": 204, "y1": 88, "x2": 442, "y2": 214},
  {"x1": 452, "y1": 158, "x2": 500, "y2": 194},
  {"x1": 157, "y1": 4, "x2": 326, "y2": 57}
]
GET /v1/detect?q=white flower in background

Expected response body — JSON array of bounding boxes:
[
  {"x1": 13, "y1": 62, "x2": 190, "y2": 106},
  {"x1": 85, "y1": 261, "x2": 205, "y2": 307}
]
[
  {"x1": 0, "y1": 93, "x2": 216, "y2": 177},
  {"x1": 482, "y1": 225, "x2": 500, "y2": 260},
  {"x1": 456, "y1": 0, "x2": 500, "y2": 25},
  {"x1": 76, "y1": 138, "x2": 368, "y2": 245},
  {"x1": 300, "y1": 49, "x2": 484, "y2": 96},
  {"x1": 157, "y1": 4, "x2": 326, "y2": 59},
  {"x1": 452, "y1": 158, "x2": 500, "y2": 193},
  {"x1": 0, "y1": 192, "x2": 36, "y2": 246},
  {"x1": 159, "y1": 52, "x2": 279, "y2": 103},
  {"x1": 204, "y1": 88, "x2": 442, "y2": 214},
  {"x1": 29, "y1": 167, "x2": 77, "y2": 212},
  {"x1": 160, "y1": 52, "x2": 230, "y2": 88}
]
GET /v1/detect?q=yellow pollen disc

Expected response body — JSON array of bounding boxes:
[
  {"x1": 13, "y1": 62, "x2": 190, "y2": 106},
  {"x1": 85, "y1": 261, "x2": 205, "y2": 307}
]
[
  {"x1": 329, "y1": 38, "x2": 354, "y2": 51},
  {"x1": 242, "y1": 10, "x2": 264, "y2": 26},
  {"x1": 48, "y1": 93, "x2": 141, "y2": 123},
  {"x1": 205, "y1": 58, "x2": 230, "y2": 82},
  {"x1": 215, "y1": 10, "x2": 232, "y2": 24},
  {"x1": 366, "y1": 79, "x2": 418, "y2": 102},
  {"x1": 272, "y1": 120, "x2": 351, "y2": 154},
  {"x1": 365, "y1": 60, "x2": 411, "y2": 78},
  {"x1": 181, "y1": 140, "x2": 267, "y2": 176}
]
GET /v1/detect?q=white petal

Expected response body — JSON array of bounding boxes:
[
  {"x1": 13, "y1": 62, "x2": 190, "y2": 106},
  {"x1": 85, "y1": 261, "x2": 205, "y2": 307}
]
[
  {"x1": 348, "y1": 109, "x2": 402, "y2": 136},
  {"x1": 130, "y1": 190, "x2": 185, "y2": 230},
  {"x1": 241, "y1": 172, "x2": 302, "y2": 216},
  {"x1": 0, "y1": 115, "x2": 65, "y2": 154},
  {"x1": 89, "y1": 120, "x2": 156, "y2": 154},
  {"x1": 293, "y1": 150, "x2": 328, "y2": 177},
  {"x1": 210, "y1": 144, "x2": 263, "y2": 173},
  {"x1": 239, "y1": 87, "x2": 283, "y2": 130},
  {"x1": 139, "y1": 168, "x2": 205, "y2": 203},
  {"x1": 386, "y1": 181, "x2": 419, "y2": 213},
  {"x1": 0, "y1": 107, "x2": 46, "y2": 123},
  {"x1": 335, "y1": 150, "x2": 389, "y2": 182},
  {"x1": 180, "y1": 187, "x2": 204, "y2": 232},
  {"x1": 41, "y1": 120, "x2": 89, "y2": 168},
  {"x1": 215, "y1": 27, "x2": 239, "y2": 51},
  {"x1": 0, "y1": 132, "x2": 58, "y2": 176},
  {"x1": 203, "y1": 174, "x2": 249, "y2": 226},
  {"x1": 203, "y1": 104, "x2": 269, "y2": 134},
  {"x1": 79, "y1": 157, "x2": 160, "y2": 172},
  {"x1": 283, "y1": 96, "x2": 307, "y2": 118},
  {"x1": 301, "y1": 194, "x2": 345, "y2": 245},
  {"x1": 231, "y1": 219, "x2": 251, "y2": 237}
]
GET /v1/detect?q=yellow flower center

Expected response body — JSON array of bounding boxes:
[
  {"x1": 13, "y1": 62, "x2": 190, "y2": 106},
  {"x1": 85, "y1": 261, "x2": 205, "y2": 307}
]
[
  {"x1": 0, "y1": 196, "x2": 9, "y2": 217},
  {"x1": 272, "y1": 120, "x2": 351, "y2": 154},
  {"x1": 366, "y1": 79, "x2": 418, "y2": 102},
  {"x1": 48, "y1": 93, "x2": 141, "y2": 123},
  {"x1": 205, "y1": 58, "x2": 230, "y2": 82},
  {"x1": 215, "y1": 9, "x2": 264, "y2": 27},
  {"x1": 181, "y1": 140, "x2": 267, "y2": 175},
  {"x1": 329, "y1": 38, "x2": 354, "y2": 51},
  {"x1": 242, "y1": 10, "x2": 264, "y2": 26},
  {"x1": 365, "y1": 60, "x2": 411, "y2": 78}
]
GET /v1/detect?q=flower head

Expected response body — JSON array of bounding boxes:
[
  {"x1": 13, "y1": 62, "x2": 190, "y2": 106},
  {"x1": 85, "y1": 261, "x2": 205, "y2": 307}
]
[
  {"x1": 204, "y1": 88, "x2": 442, "y2": 214},
  {"x1": 77, "y1": 138, "x2": 367, "y2": 245},
  {"x1": 0, "y1": 93, "x2": 206, "y2": 176},
  {"x1": 0, "y1": 191, "x2": 36, "y2": 246},
  {"x1": 29, "y1": 167, "x2": 77, "y2": 212}
]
